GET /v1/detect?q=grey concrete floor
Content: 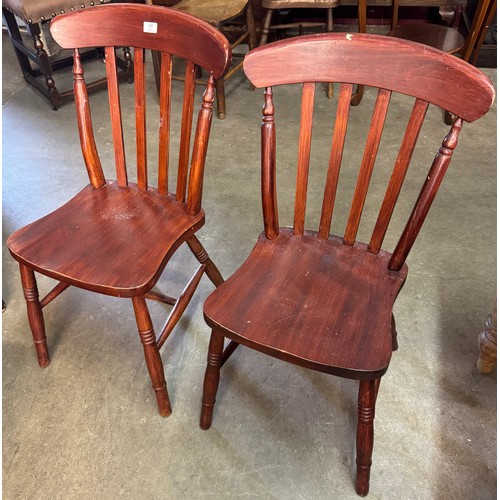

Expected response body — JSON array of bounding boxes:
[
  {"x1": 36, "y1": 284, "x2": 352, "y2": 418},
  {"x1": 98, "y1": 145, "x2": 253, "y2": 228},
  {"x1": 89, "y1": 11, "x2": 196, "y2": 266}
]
[{"x1": 2, "y1": 28, "x2": 497, "y2": 499}]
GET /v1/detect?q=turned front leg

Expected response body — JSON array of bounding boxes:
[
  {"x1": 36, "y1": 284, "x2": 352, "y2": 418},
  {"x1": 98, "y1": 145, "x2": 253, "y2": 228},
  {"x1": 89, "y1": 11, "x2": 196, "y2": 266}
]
[
  {"x1": 132, "y1": 296, "x2": 171, "y2": 417},
  {"x1": 19, "y1": 264, "x2": 50, "y2": 367},
  {"x1": 356, "y1": 379, "x2": 378, "y2": 496},
  {"x1": 200, "y1": 330, "x2": 225, "y2": 429}
]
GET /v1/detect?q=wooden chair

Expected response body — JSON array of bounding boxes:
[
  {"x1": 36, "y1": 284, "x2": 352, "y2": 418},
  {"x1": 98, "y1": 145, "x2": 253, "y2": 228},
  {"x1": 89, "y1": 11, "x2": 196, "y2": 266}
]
[
  {"x1": 2, "y1": 0, "x2": 133, "y2": 109},
  {"x1": 150, "y1": 0, "x2": 257, "y2": 119},
  {"x1": 199, "y1": 33, "x2": 494, "y2": 495},
  {"x1": 6, "y1": 4, "x2": 230, "y2": 417}
]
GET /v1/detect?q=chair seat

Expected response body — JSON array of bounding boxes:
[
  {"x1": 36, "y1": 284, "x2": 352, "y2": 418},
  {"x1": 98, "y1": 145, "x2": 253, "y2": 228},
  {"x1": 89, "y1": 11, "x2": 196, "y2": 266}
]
[
  {"x1": 7, "y1": 181, "x2": 205, "y2": 297},
  {"x1": 261, "y1": 0, "x2": 340, "y2": 10},
  {"x1": 388, "y1": 24, "x2": 465, "y2": 53},
  {"x1": 173, "y1": 0, "x2": 249, "y2": 26},
  {"x1": 204, "y1": 228, "x2": 408, "y2": 378}
]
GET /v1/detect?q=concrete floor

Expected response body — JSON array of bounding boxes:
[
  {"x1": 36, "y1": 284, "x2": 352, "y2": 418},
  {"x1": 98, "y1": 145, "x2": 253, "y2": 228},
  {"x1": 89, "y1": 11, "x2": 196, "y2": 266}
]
[{"x1": 2, "y1": 28, "x2": 497, "y2": 499}]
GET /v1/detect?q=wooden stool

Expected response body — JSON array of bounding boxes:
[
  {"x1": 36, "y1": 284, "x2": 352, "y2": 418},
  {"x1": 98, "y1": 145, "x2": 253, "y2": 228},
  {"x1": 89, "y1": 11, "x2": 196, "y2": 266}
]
[
  {"x1": 153, "y1": 0, "x2": 257, "y2": 119},
  {"x1": 2, "y1": 0, "x2": 133, "y2": 109}
]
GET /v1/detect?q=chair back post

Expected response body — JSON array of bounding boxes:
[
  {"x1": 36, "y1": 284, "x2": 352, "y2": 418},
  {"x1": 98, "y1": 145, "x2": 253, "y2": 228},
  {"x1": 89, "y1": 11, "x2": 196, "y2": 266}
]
[
  {"x1": 72, "y1": 49, "x2": 106, "y2": 189},
  {"x1": 261, "y1": 86, "x2": 280, "y2": 239},
  {"x1": 388, "y1": 118, "x2": 463, "y2": 270},
  {"x1": 187, "y1": 76, "x2": 216, "y2": 215}
]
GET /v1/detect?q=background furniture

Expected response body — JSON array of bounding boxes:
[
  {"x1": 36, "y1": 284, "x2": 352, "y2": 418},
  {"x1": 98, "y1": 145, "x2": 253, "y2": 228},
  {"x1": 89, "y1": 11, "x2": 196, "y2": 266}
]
[
  {"x1": 2, "y1": 0, "x2": 133, "y2": 109},
  {"x1": 149, "y1": 0, "x2": 257, "y2": 119},
  {"x1": 258, "y1": 0, "x2": 340, "y2": 99},
  {"x1": 199, "y1": 33, "x2": 494, "y2": 496},
  {"x1": 477, "y1": 302, "x2": 497, "y2": 373},
  {"x1": 7, "y1": 4, "x2": 230, "y2": 416},
  {"x1": 461, "y1": 0, "x2": 497, "y2": 64}
]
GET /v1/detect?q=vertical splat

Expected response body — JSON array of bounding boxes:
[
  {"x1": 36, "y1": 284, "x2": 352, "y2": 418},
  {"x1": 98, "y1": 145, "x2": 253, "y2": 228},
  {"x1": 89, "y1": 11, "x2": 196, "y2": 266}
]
[
  {"x1": 158, "y1": 52, "x2": 173, "y2": 196},
  {"x1": 134, "y1": 48, "x2": 147, "y2": 190},
  {"x1": 318, "y1": 82, "x2": 353, "y2": 240},
  {"x1": 368, "y1": 98, "x2": 428, "y2": 254},
  {"x1": 294, "y1": 82, "x2": 316, "y2": 236},
  {"x1": 177, "y1": 61, "x2": 196, "y2": 203},
  {"x1": 344, "y1": 88, "x2": 391, "y2": 245},
  {"x1": 105, "y1": 46, "x2": 127, "y2": 187}
]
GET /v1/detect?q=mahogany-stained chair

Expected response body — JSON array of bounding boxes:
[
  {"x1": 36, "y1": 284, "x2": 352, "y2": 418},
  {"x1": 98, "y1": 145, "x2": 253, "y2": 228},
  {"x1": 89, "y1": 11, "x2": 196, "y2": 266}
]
[
  {"x1": 7, "y1": 4, "x2": 231, "y2": 417},
  {"x1": 199, "y1": 34, "x2": 494, "y2": 495}
]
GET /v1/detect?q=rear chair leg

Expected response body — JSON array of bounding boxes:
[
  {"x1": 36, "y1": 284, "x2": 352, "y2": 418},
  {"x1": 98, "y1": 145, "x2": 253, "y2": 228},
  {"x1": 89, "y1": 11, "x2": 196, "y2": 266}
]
[
  {"x1": 215, "y1": 78, "x2": 226, "y2": 120},
  {"x1": 132, "y1": 296, "x2": 172, "y2": 417},
  {"x1": 187, "y1": 236, "x2": 224, "y2": 287},
  {"x1": 355, "y1": 379, "x2": 378, "y2": 496},
  {"x1": 200, "y1": 329, "x2": 225, "y2": 429},
  {"x1": 19, "y1": 264, "x2": 50, "y2": 367}
]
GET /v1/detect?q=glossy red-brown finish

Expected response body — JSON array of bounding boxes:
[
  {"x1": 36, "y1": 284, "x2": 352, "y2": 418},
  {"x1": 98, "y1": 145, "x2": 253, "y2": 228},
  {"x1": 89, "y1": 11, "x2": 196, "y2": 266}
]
[
  {"x1": 344, "y1": 88, "x2": 391, "y2": 246},
  {"x1": 19, "y1": 264, "x2": 50, "y2": 368},
  {"x1": 50, "y1": 4, "x2": 231, "y2": 79},
  {"x1": 205, "y1": 229, "x2": 407, "y2": 378},
  {"x1": 8, "y1": 4, "x2": 230, "y2": 416},
  {"x1": 356, "y1": 380, "x2": 377, "y2": 496},
  {"x1": 318, "y1": 82, "x2": 352, "y2": 240},
  {"x1": 9, "y1": 183, "x2": 205, "y2": 297},
  {"x1": 201, "y1": 33, "x2": 495, "y2": 495},
  {"x1": 243, "y1": 33, "x2": 494, "y2": 122},
  {"x1": 293, "y1": 82, "x2": 315, "y2": 236}
]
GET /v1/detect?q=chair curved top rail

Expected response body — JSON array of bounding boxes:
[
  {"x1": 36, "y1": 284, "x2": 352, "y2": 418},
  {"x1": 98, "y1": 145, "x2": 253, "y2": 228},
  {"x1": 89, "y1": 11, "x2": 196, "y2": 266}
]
[
  {"x1": 50, "y1": 3, "x2": 231, "y2": 78},
  {"x1": 243, "y1": 33, "x2": 495, "y2": 122}
]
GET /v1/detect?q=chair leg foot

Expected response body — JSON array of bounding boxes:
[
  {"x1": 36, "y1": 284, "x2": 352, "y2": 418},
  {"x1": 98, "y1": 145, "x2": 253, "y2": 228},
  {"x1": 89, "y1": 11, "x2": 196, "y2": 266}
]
[
  {"x1": 19, "y1": 264, "x2": 50, "y2": 367},
  {"x1": 355, "y1": 379, "x2": 377, "y2": 496},
  {"x1": 132, "y1": 296, "x2": 172, "y2": 417},
  {"x1": 200, "y1": 330, "x2": 225, "y2": 429}
]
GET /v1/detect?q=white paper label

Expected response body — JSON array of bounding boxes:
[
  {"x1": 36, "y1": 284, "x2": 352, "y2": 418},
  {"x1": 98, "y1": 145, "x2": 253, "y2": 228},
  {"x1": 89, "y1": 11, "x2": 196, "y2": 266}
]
[{"x1": 143, "y1": 21, "x2": 158, "y2": 34}]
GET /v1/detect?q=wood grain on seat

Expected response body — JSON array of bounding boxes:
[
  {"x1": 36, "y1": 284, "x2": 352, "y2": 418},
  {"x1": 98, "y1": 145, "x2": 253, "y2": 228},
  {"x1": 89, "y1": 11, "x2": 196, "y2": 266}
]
[
  {"x1": 8, "y1": 182, "x2": 205, "y2": 297},
  {"x1": 205, "y1": 229, "x2": 407, "y2": 378}
]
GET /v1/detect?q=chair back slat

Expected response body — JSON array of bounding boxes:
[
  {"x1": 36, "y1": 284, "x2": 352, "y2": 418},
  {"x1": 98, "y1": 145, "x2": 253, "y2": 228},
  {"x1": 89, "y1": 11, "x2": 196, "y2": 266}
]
[
  {"x1": 134, "y1": 48, "x2": 147, "y2": 190},
  {"x1": 177, "y1": 61, "x2": 196, "y2": 203},
  {"x1": 73, "y1": 49, "x2": 105, "y2": 189},
  {"x1": 389, "y1": 118, "x2": 463, "y2": 270},
  {"x1": 293, "y1": 82, "x2": 316, "y2": 236},
  {"x1": 158, "y1": 52, "x2": 173, "y2": 196},
  {"x1": 105, "y1": 46, "x2": 128, "y2": 187},
  {"x1": 318, "y1": 82, "x2": 353, "y2": 240},
  {"x1": 344, "y1": 88, "x2": 391, "y2": 246},
  {"x1": 262, "y1": 87, "x2": 280, "y2": 239},
  {"x1": 368, "y1": 98, "x2": 428, "y2": 254}
]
